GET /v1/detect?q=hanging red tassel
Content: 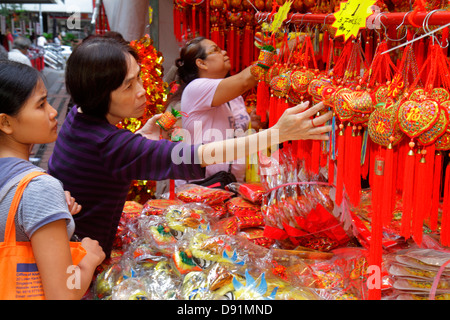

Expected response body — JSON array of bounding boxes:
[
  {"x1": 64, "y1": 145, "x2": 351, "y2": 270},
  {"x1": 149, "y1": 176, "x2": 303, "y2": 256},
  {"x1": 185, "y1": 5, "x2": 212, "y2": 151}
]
[
  {"x1": 423, "y1": 144, "x2": 435, "y2": 220},
  {"x1": 391, "y1": 142, "x2": 399, "y2": 213},
  {"x1": 243, "y1": 25, "x2": 251, "y2": 68},
  {"x1": 361, "y1": 135, "x2": 371, "y2": 180},
  {"x1": 442, "y1": 27, "x2": 449, "y2": 57},
  {"x1": 302, "y1": 139, "x2": 313, "y2": 174},
  {"x1": 256, "y1": 80, "x2": 268, "y2": 123},
  {"x1": 441, "y1": 162, "x2": 450, "y2": 247},
  {"x1": 400, "y1": 141, "x2": 416, "y2": 239},
  {"x1": 173, "y1": 5, "x2": 181, "y2": 42},
  {"x1": 368, "y1": 155, "x2": 384, "y2": 300},
  {"x1": 268, "y1": 93, "x2": 277, "y2": 128},
  {"x1": 396, "y1": 139, "x2": 408, "y2": 193},
  {"x1": 412, "y1": 150, "x2": 427, "y2": 246},
  {"x1": 211, "y1": 24, "x2": 219, "y2": 44},
  {"x1": 335, "y1": 124, "x2": 345, "y2": 206},
  {"x1": 343, "y1": 123, "x2": 353, "y2": 203},
  {"x1": 348, "y1": 125, "x2": 362, "y2": 207},
  {"x1": 322, "y1": 31, "x2": 329, "y2": 67},
  {"x1": 311, "y1": 136, "x2": 321, "y2": 175},
  {"x1": 365, "y1": 31, "x2": 373, "y2": 66},
  {"x1": 381, "y1": 140, "x2": 394, "y2": 226},
  {"x1": 228, "y1": 23, "x2": 236, "y2": 74},
  {"x1": 198, "y1": 6, "x2": 205, "y2": 37},
  {"x1": 235, "y1": 27, "x2": 241, "y2": 72},
  {"x1": 191, "y1": 5, "x2": 196, "y2": 37},
  {"x1": 277, "y1": 96, "x2": 290, "y2": 124},
  {"x1": 296, "y1": 139, "x2": 305, "y2": 162},
  {"x1": 429, "y1": 151, "x2": 443, "y2": 231},
  {"x1": 329, "y1": 158, "x2": 335, "y2": 186},
  {"x1": 181, "y1": 7, "x2": 188, "y2": 40}
]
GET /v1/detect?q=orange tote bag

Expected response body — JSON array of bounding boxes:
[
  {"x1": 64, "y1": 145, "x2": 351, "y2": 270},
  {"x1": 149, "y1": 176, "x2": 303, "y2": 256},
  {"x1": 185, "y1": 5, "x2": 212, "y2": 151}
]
[{"x1": 0, "y1": 171, "x2": 86, "y2": 300}]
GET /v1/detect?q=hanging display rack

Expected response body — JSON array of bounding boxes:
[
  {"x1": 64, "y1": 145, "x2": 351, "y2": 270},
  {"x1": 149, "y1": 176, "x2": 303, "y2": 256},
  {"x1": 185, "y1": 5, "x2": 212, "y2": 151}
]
[{"x1": 254, "y1": 10, "x2": 450, "y2": 27}]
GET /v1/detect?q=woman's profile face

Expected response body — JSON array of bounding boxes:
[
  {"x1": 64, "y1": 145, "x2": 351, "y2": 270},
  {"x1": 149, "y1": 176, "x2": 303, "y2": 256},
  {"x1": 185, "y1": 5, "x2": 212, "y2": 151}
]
[
  {"x1": 198, "y1": 39, "x2": 230, "y2": 78},
  {"x1": 107, "y1": 53, "x2": 146, "y2": 125},
  {"x1": 5, "y1": 79, "x2": 58, "y2": 145}
]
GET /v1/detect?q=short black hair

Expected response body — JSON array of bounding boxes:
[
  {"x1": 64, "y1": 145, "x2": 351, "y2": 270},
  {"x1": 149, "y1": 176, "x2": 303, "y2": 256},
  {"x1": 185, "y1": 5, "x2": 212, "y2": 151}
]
[
  {"x1": 65, "y1": 37, "x2": 139, "y2": 118},
  {"x1": 0, "y1": 60, "x2": 42, "y2": 116},
  {"x1": 176, "y1": 36, "x2": 207, "y2": 85}
]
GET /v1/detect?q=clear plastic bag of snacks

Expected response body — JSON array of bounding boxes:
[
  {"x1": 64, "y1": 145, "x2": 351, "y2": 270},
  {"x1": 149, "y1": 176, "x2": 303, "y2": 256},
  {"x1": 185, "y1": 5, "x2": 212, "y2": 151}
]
[
  {"x1": 238, "y1": 227, "x2": 275, "y2": 248},
  {"x1": 163, "y1": 203, "x2": 217, "y2": 239},
  {"x1": 111, "y1": 260, "x2": 181, "y2": 300},
  {"x1": 258, "y1": 146, "x2": 351, "y2": 251},
  {"x1": 175, "y1": 184, "x2": 234, "y2": 206},
  {"x1": 111, "y1": 277, "x2": 150, "y2": 300},
  {"x1": 138, "y1": 215, "x2": 178, "y2": 255},
  {"x1": 142, "y1": 199, "x2": 183, "y2": 216},
  {"x1": 93, "y1": 262, "x2": 125, "y2": 300},
  {"x1": 114, "y1": 201, "x2": 143, "y2": 250},
  {"x1": 227, "y1": 197, "x2": 265, "y2": 229}
]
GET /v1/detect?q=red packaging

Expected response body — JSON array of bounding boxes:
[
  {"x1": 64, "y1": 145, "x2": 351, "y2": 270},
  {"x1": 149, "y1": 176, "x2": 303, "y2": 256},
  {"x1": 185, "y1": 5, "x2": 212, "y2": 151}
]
[
  {"x1": 176, "y1": 184, "x2": 234, "y2": 206},
  {"x1": 239, "y1": 227, "x2": 275, "y2": 248},
  {"x1": 142, "y1": 199, "x2": 183, "y2": 216},
  {"x1": 212, "y1": 216, "x2": 238, "y2": 235},
  {"x1": 238, "y1": 183, "x2": 265, "y2": 204},
  {"x1": 227, "y1": 197, "x2": 265, "y2": 229}
]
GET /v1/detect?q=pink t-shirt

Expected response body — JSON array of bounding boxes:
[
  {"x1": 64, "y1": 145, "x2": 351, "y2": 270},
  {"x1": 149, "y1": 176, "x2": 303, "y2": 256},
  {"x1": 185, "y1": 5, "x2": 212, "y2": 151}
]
[{"x1": 180, "y1": 78, "x2": 250, "y2": 182}]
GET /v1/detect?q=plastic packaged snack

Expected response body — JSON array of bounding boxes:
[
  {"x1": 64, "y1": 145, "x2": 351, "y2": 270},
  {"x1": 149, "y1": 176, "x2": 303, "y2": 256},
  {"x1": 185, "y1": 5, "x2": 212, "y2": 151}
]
[
  {"x1": 114, "y1": 201, "x2": 143, "y2": 249},
  {"x1": 227, "y1": 269, "x2": 321, "y2": 300},
  {"x1": 227, "y1": 182, "x2": 266, "y2": 204},
  {"x1": 164, "y1": 203, "x2": 216, "y2": 239},
  {"x1": 227, "y1": 197, "x2": 265, "y2": 229},
  {"x1": 142, "y1": 199, "x2": 183, "y2": 216},
  {"x1": 138, "y1": 215, "x2": 177, "y2": 254},
  {"x1": 111, "y1": 278, "x2": 150, "y2": 300},
  {"x1": 393, "y1": 278, "x2": 450, "y2": 294},
  {"x1": 238, "y1": 227, "x2": 275, "y2": 248},
  {"x1": 181, "y1": 271, "x2": 215, "y2": 300},
  {"x1": 141, "y1": 262, "x2": 181, "y2": 300},
  {"x1": 210, "y1": 203, "x2": 228, "y2": 219},
  {"x1": 227, "y1": 197, "x2": 261, "y2": 215},
  {"x1": 93, "y1": 263, "x2": 125, "y2": 300},
  {"x1": 175, "y1": 184, "x2": 234, "y2": 206},
  {"x1": 212, "y1": 216, "x2": 238, "y2": 235}
]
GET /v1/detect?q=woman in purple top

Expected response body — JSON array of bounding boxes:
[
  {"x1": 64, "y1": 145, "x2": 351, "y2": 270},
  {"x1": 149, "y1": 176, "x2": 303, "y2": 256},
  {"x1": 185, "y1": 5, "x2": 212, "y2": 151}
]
[{"x1": 49, "y1": 36, "x2": 333, "y2": 257}]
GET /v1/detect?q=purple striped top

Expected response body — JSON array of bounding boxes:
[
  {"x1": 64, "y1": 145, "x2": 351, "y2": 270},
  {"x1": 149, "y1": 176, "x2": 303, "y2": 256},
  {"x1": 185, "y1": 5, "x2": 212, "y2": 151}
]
[{"x1": 48, "y1": 107, "x2": 205, "y2": 256}]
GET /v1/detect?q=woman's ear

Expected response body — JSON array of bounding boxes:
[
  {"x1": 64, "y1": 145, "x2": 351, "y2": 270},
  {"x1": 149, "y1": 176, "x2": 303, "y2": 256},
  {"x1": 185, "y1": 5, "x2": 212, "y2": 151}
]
[
  {"x1": 0, "y1": 114, "x2": 13, "y2": 135},
  {"x1": 195, "y1": 58, "x2": 207, "y2": 71}
]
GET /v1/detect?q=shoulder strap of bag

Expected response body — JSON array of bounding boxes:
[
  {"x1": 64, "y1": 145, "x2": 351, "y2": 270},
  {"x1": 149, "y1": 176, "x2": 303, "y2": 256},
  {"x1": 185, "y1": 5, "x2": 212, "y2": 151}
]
[
  {"x1": 0, "y1": 168, "x2": 38, "y2": 203},
  {"x1": 4, "y1": 171, "x2": 47, "y2": 246}
]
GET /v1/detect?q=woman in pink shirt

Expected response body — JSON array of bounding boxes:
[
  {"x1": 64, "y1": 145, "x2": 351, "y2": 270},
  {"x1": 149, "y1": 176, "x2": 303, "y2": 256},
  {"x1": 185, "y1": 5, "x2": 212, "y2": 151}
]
[
  {"x1": 173, "y1": 37, "x2": 328, "y2": 184},
  {"x1": 172, "y1": 37, "x2": 267, "y2": 183}
]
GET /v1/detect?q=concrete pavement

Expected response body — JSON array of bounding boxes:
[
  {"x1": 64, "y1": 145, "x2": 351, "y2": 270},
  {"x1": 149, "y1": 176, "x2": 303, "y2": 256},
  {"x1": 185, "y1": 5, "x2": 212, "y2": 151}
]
[{"x1": 30, "y1": 67, "x2": 70, "y2": 171}]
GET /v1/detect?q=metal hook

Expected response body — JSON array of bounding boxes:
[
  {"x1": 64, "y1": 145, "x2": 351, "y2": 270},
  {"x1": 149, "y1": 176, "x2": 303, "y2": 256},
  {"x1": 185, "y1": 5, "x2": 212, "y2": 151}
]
[
  {"x1": 257, "y1": 12, "x2": 270, "y2": 25},
  {"x1": 300, "y1": 12, "x2": 312, "y2": 27},
  {"x1": 376, "y1": 12, "x2": 407, "y2": 42},
  {"x1": 284, "y1": 14, "x2": 294, "y2": 26},
  {"x1": 381, "y1": 12, "x2": 450, "y2": 55},
  {"x1": 320, "y1": 12, "x2": 334, "y2": 31},
  {"x1": 423, "y1": 9, "x2": 448, "y2": 48},
  {"x1": 397, "y1": 10, "x2": 413, "y2": 30}
]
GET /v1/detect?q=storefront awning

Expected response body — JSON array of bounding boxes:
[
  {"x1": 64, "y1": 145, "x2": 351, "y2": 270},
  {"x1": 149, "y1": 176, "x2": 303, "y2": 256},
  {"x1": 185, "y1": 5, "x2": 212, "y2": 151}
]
[{"x1": 0, "y1": 1, "x2": 58, "y2": 3}]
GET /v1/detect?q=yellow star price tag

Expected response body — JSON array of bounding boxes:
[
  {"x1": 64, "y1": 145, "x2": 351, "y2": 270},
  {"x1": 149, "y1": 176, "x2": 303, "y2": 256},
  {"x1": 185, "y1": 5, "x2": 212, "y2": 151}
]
[
  {"x1": 332, "y1": 0, "x2": 376, "y2": 41},
  {"x1": 269, "y1": 1, "x2": 292, "y2": 33}
]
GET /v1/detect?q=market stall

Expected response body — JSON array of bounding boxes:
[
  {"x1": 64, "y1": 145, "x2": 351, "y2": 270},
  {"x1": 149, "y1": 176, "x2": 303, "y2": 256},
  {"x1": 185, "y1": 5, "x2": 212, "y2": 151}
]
[{"x1": 90, "y1": 0, "x2": 450, "y2": 301}]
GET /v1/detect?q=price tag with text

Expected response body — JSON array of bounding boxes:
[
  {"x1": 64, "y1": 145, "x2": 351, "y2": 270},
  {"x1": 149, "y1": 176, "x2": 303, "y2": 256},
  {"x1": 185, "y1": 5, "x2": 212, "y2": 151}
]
[{"x1": 332, "y1": 0, "x2": 376, "y2": 41}]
